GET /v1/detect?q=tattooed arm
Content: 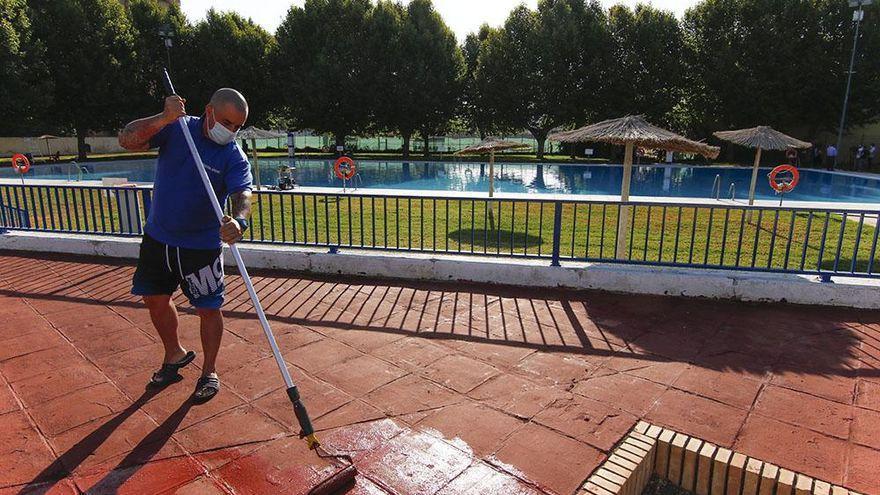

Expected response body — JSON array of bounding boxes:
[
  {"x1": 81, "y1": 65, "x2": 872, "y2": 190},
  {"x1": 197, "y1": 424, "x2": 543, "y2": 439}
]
[
  {"x1": 118, "y1": 96, "x2": 186, "y2": 151},
  {"x1": 220, "y1": 190, "x2": 252, "y2": 245}
]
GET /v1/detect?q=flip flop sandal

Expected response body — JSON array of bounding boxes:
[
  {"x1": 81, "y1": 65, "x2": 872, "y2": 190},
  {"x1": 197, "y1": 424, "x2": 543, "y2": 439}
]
[
  {"x1": 148, "y1": 350, "x2": 196, "y2": 388},
  {"x1": 193, "y1": 375, "x2": 220, "y2": 403}
]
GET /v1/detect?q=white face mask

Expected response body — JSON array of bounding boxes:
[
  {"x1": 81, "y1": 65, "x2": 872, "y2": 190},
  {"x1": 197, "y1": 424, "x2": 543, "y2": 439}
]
[{"x1": 207, "y1": 108, "x2": 237, "y2": 145}]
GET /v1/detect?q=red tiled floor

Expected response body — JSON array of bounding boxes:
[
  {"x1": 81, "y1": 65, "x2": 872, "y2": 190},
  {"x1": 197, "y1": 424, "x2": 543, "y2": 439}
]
[
  {"x1": 533, "y1": 395, "x2": 637, "y2": 452},
  {"x1": 468, "y1": 374, "x2": 568, "y2": 420},
  {"x1": 753, "y1": 386, "x2": 853, "y2": 439},
  {"x1": 72, "y1": 455, "x2": 204, "y2": 495},
  {"x1": 734, "y1": 415, "x2": 848, "y2": 485},
  {"x1": 572, "y1": 372, "x2": 667, "y2": 416},
  {"x1": 851, "y1": 407, "x2": 880, "y2": 450},
  {"x1": 0, "y1": 411, "x2": 62, "y2": 486},
  {"x1": 846, "y1": 444, "x2": 880, "y2": 495},
  {"x1": 647, "y1": 389, "x2": 750, "y2": 447},
  {"x1": 424, "y1": 354, "x2": 500, "y2": 393},
  {"x1": 437, "y1": 462, "x2": 545, "y2": 495},
  {"x1": 316, "y1": 354, "x2": 407, "y2": 397},
  {"x1": 856, "y1": 379, "x2": 880, "y2": 411},
  {"x1": 672, "y1": 365, "x2": 763, "y2": 409},
  {"x1": 417, "y1": 402, "x2": 523, "y2": 457},
  {"x1": 358, "y1": 428, "x2": 472, "y2": 495},
  {"x1": 28, "y1": 382, "x2": 132, "y2": 437},
  {"x1": 2, "y1": 252, "x2": 879, "y2": 494},
  {"x1": 363, "y1": 374, "x2": 460, "y2": 417},
  {"x1": 492, "y1": 423, "x2": 605, "y2": 495},
  {"x1": 212, "y1": 435, "x2": 346, "y2": 495},
  {"x1": 10, "y1": 363, "x2": 107, "y2": 408}
]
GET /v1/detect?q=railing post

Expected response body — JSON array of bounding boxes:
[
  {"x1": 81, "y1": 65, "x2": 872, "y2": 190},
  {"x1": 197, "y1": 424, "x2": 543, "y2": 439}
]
[
  {"x1": 550, "y1": 201, "x2": 562, "y2": 267},
  {"x1": 142, "y1": 188, "x2": 152, "y2": 218}
]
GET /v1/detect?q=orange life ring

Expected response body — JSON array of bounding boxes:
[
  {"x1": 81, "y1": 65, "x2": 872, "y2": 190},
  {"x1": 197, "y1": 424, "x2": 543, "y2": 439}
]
[
  {"x1": 10, "y1": 153, "x2": 30, "y2": 174},
  {"x1": 768, "y1": 164, "x2": 799, "y2": 193},
  {"x1": 333, "y1": 156, "x2": 356, "y2": 180}
]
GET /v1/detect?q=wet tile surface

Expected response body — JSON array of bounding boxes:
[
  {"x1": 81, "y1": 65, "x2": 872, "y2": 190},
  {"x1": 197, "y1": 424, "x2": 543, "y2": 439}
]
[{"x1": 0, "y1": 252, "x2": 878, "y2": 494}]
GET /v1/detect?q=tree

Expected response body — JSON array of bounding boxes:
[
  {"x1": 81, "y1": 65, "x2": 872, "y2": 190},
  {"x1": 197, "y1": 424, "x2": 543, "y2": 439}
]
[
  {"x1": 274, "y1": 0, "x2": 374, "y2": 147},
  {"x1": 184, "y1": 10, "x2": 276, "y2": 126},
  {"x1": 605, "y1": 5, "x2": 685, "y2": 127},
  {"x1": 462, "y1": 25, "x2": 500, "y2": 139},
  {"x1": 681, "y1": 0, "x2": 880, "y2": 138},
  {"x1": 368, "y1": 0, "x2": 463, "y2": 157},
  {"x1": 478, "y1": 0, "x2": 609, "y2": 158},
  {"x1": 0, "y1": 0, "x2": 52, "y2": 135},
  {"x1": 126, "y1": 0, "x2": 192, "y2": 119},
  {"x1": 28, "y1": 0, "x2": 139, "y2": 157}
]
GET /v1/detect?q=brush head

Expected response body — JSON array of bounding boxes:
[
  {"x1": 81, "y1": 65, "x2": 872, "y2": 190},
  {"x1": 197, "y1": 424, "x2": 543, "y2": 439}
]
[{"x1": 307, "y1": 465, "x2": 359, "y2": 495}]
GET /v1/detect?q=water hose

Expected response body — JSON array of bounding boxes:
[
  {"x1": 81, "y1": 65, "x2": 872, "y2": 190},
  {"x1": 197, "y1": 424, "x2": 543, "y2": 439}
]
[{"x1": 160, "y1": 69, "x2": 357, "y2": 495}]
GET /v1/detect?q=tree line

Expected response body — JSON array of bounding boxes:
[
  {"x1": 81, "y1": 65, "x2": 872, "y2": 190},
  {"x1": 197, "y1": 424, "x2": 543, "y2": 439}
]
[{"x1": 2, "y1": 0, "x2": 878, "y2": 159}]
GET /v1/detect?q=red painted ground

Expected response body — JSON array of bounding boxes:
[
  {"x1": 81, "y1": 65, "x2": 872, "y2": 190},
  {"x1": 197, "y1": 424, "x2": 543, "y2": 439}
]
[{"x1": 0, "y1": 251, "x2": 878, "y2": 495}]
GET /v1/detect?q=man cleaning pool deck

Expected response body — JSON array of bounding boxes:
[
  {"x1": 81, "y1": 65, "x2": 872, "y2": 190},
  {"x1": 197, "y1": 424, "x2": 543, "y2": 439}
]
[{"x1": 118, "y1": 88, "x2": 253, "y2": 402}]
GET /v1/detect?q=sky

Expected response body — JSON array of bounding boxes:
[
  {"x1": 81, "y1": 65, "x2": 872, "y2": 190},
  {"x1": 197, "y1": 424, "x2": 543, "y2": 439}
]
[{"x1": 180, "y1": 0, "x2": 699, "y2": 41}]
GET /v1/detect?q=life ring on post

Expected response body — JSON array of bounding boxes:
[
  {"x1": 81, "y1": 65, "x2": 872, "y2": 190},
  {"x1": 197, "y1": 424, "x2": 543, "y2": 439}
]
[
  {"x1": 333, "y1": 156, "x2": 356, "y2": 180},
  {"x1": 11, "y1": 153, "x2": 30, "y2": 174},
  {"x1": 768, "y1": 164, "x2": 799, "y2": 193}
]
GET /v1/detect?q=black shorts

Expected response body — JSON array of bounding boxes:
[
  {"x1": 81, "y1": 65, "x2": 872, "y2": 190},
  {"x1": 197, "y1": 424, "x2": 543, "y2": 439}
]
[{"x1": 131, "y1": 234, "x2": 225, "y2": 309}]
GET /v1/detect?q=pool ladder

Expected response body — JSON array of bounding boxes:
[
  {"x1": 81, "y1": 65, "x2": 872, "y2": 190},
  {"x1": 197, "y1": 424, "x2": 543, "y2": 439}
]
[{"x1": 711, "y1": 174, "x2": 736, "y2": 200}]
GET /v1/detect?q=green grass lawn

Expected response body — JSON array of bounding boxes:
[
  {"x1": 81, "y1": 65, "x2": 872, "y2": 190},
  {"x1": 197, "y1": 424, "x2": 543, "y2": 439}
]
[{"x1": 3, "y1": 186, "x2": 877, "y2": 274}]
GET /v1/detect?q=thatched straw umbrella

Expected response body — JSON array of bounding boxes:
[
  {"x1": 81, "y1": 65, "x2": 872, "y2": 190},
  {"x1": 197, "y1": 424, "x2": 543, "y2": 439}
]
[
  {"x1": 713, "y1": 126, "x2": 811, "y2": 207},
  {"x1": 37, "y1": 135, "x2": 62, "y2": 158},
  {"x1": 238, "y1": 127, "x2": 286, "y2": 190},
  {"x1": 551, "y1": 115, "x2": 719, "y2": 259},
  {"x1": 455, "y1": 138, "x2": 529, "y2": 197}
]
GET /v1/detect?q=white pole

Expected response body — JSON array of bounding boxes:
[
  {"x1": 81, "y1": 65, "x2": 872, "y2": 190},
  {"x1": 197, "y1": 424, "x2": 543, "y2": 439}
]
[
  {"x1": 489, "y1": 150, "x2": 495, "y2": 198},
  {"x1": 616, "y1": 142, "x2": 634, "y2": 259},
  {"x1": 748, "y1": 147, "x2": 762, "y2": 206},
  {"x1": 176, "y1": 117, "x2": 294, "y2": 390},
  {"x1": 251, "y1": 138, "x2": 261, "y2": 190}
]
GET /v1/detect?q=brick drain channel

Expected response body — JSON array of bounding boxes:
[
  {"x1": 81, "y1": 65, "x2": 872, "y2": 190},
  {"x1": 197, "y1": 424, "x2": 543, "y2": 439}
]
[{"x1": 581, "y1": 422, "x2": 863, "y2": 495}]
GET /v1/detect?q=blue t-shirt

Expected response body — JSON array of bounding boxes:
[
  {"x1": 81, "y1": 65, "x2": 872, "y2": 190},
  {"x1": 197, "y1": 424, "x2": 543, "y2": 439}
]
[{"x1": 145, "y1": 116, "x2": 252, "y2": 249}]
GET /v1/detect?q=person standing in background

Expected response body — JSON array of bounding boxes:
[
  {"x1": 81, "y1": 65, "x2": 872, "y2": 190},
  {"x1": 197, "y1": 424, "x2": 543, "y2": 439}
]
[{"x1": 825, "y1": 144, "x2": 837, "y2": 171}]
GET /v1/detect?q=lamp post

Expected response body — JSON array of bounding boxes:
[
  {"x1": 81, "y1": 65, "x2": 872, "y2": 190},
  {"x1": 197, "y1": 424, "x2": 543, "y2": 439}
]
[
  {"x1": 834, "y1": 0, "x2": 871, "y2": 167},
  {"x1": 158, "y1": 25, "x2": 174, "y2": 71}
]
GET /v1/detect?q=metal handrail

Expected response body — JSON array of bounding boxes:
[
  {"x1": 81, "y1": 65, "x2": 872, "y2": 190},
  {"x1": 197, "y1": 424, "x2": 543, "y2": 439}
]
[
  {"x1": 729, "y1": 183, "x2": 736, "y2": 201},
  {"x1": 712, "y1": 174, "x2": 721, "y2": 200},
  {"x1": 2, "y1": 182, "x2": 879, "y2": 280}
]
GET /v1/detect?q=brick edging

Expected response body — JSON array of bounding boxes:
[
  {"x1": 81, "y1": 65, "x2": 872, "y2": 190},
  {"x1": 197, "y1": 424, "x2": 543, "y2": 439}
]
[{"x1": 579, "y1": 422, "x2": 865, "y2": 495}]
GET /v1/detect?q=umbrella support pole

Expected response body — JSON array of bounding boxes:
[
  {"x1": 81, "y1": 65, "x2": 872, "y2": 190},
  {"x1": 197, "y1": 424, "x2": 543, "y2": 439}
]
[
  {"x1": 747, "y1": 147, "x2": 762, "y2": 223},
  {"x1": 616, "y1": 142, "x2": 634, "y2": 260},
  {"x1": 489, "y1": 151, "x2": 495, "y2": 198},
  {"x1": 251, "y1": 138, "x2": 261, "y2": 191}
]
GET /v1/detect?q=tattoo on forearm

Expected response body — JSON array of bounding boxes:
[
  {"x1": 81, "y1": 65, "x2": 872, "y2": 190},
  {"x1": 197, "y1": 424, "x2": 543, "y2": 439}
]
[
  {"x1": 118, "y1": 114, "x2": 166, "y2": 151},
  {"x1": 230, "y1": 190, "x2": 252, "y2": 219}
]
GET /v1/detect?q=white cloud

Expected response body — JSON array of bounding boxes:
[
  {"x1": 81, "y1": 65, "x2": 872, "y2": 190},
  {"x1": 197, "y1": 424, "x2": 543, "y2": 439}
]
[{"x1": 180, "y1": 0, "x2": 698, "y2": 40}]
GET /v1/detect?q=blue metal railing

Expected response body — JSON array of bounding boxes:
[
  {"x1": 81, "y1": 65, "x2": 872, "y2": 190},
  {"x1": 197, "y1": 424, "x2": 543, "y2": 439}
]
[{"x1": 1, "y1": 182, "x2": 879, "y2": 279}]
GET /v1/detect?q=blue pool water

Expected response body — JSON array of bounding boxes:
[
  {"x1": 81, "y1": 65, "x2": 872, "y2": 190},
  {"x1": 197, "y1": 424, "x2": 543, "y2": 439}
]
[{"x1": 4, "y1": 158, "x2": 880, "y2": 203}]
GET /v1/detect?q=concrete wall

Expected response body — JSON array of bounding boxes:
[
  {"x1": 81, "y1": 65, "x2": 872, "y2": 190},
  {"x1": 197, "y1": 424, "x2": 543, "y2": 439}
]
[
  {"x1": 1, "y1": 231, "x2": 877, "y2": 309},
  {"x1": 0, "y1": 137, "x2": 126, "y2": 157}
]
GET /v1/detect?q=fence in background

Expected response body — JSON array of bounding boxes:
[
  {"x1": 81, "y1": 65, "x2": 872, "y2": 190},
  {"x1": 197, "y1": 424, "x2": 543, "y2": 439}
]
[{"x1": 1, "y1": 183, "x2": 878, "y2": 279}]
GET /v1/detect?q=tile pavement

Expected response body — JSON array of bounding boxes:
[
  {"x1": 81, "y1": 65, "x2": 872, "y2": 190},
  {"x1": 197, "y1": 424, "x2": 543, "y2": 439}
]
[{"x1": 0, "y1": 251, "x2": 878, "y2": 494}]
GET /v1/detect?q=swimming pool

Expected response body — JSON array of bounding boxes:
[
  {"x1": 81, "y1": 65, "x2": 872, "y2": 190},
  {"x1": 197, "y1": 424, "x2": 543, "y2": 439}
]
[{"x1": 4, "y1": 158, "x2": 879, "y2": 203}]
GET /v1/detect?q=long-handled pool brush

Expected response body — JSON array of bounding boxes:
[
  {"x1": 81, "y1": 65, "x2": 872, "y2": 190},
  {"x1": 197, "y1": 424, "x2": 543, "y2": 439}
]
[{"x1": 160, "y1": 68, "x2": 357, "y2": 495}]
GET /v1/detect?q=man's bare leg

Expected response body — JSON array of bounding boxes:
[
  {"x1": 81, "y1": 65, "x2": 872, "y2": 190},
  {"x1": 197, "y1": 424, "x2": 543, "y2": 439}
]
[
  {"x1": 144, "y1": 295, "x2": 188, "y2": 363},
  {"x1": 197, "y1": 308, "x2": 224, "y2": 375}
]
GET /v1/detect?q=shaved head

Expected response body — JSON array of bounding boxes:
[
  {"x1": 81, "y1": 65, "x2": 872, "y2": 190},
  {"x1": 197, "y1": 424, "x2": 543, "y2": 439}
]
[
  {"x1": 205, "y1": 88, "x2": 248, "y2": 135},
  {"x1": 210, "y1": 88, "x2": 248, "y2": 114}
]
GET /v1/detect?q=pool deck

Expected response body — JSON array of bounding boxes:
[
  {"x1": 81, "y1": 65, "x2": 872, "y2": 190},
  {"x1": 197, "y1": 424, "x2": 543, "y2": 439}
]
[{"x1": 0, "y1": 251, "x2": 878, "y2": 494}]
